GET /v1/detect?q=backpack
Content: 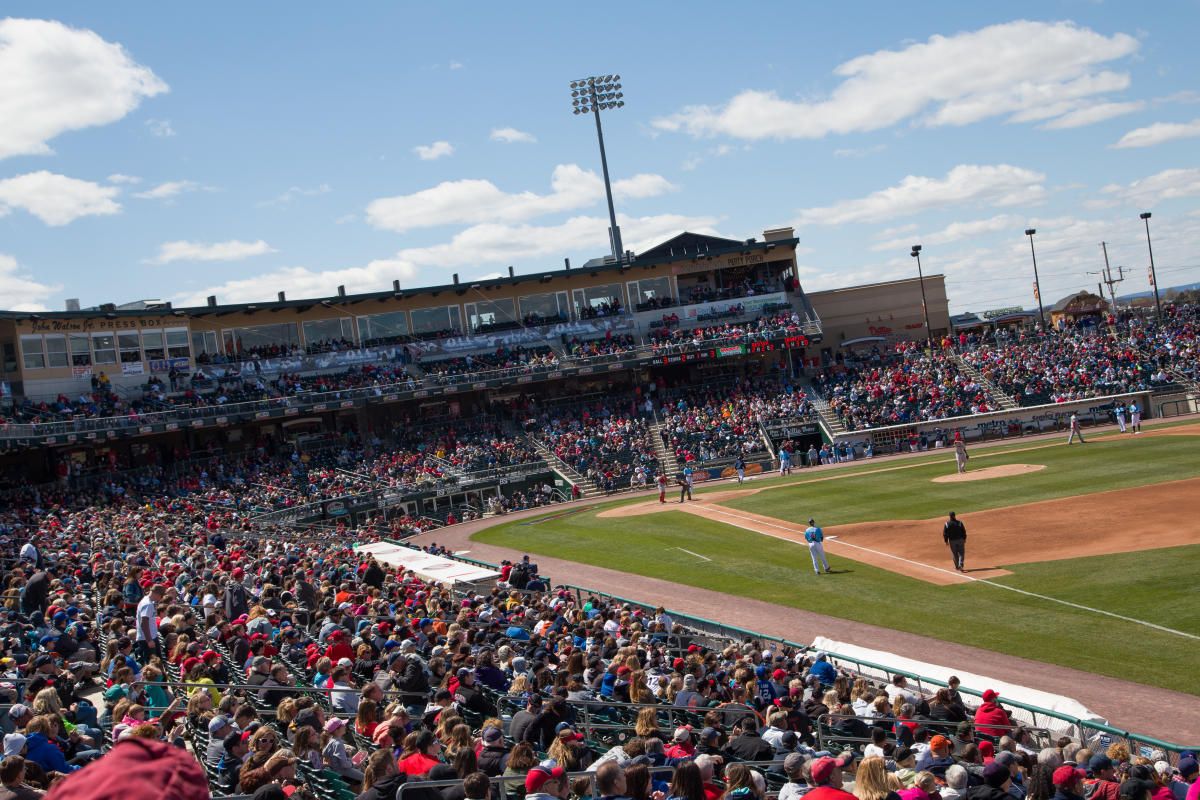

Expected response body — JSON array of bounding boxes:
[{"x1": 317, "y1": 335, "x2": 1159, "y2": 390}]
[{"x1": 224, "y1": 583, "x2": 249, "y2": 619}]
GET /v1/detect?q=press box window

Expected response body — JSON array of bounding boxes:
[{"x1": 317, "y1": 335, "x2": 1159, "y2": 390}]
[
  {"x1": 45, "y1": 335, "x2": 69, "y2": 368},
  {"x1": 70, "y1": 334, "x2": 91, "y2": 366},
  {"x1": 20, "y1": 335, "x2": 45, "y2": 370},
  {"x1": 118, "y1": 332, "x2": 142, "y2": 363},
  {"x1": 91, "y1": 334, "x2": 117, "y2": 365},
  {"x1": 165, "y1": 329, "x2": 191, "y2": 359}
]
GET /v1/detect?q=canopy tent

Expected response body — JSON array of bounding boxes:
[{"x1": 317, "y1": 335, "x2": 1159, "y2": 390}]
[{"x1": 356, "y1": 541, "x2": 500, "y2": 587}]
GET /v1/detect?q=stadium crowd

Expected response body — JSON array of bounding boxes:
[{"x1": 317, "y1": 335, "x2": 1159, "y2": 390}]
[
  {"x1": 817, "y1": 345, "x2": 995, "y2": 431},
  {"x1": 659, "y1": 379, "x2": 815, "y2": 464},
  {"x1": 0, "y1": 491, "x2": 1194, "y2": 800}
]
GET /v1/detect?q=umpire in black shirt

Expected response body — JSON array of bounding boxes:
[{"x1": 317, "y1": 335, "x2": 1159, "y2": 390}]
[{"x1": 943, "y1": 512, "x2": 967, "y2": 572}]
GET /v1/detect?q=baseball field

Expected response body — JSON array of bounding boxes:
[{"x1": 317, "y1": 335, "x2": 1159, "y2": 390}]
[{"x1": 473, "y1": 421, "x2": 1200, "y2": 696}]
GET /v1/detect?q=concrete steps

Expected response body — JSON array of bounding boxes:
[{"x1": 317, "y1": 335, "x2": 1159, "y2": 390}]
[{"x1": 949, "y1": 352, "x2": 1018, "y2": 410}]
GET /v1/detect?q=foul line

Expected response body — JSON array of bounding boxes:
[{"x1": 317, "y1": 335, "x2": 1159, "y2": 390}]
[
  {"x1": 672, "y1": 546, "x2": 712, "y2": 562},
  {"x1": 690, "y1": 504, "x2": 1200, "y2": 641}
]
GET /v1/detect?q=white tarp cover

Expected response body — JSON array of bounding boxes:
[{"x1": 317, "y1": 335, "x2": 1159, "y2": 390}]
[
  {"x1": 356, "y1": 542, "x2": 499, "y2": 586},
  {"x1": 810, "y1": 636, "x2": 1108, "y2": 733}
]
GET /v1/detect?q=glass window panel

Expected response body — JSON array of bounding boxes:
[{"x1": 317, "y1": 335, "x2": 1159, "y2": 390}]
[
  {"x1": 302, "y1": 317, "x2": 355, "y2": 348},
  {"x1": 631, "y1": 277, "x2": 673, "y2": 310},
  {"x1": 118, "y1": 332, "x2": 142, "y2": 363},
  {"x1": 142, "y1": 331, "x2": 165, "y2": 360},
  {"x1": 225, "y1": 323, "x2": 300, "y2": 356},
  {"x1": 410, "y1": 306, "x2": 462, "y2": 337},
  {"x1": 20, "y1": 335, "x2": 44, "y2": 370},
  {"x1": 166, "y1": 329, "x2": 191, "y2": 359},
  {"x1": 358, "y1": 311, "x2": 409, "y2": 347},
  {"x1": 572, "y1": 283, "x2": 625, "y2": 318},
  {"x1": 466, "y1": 298, "x2": 517, "y2": 333},
  {"x1": 70, "y1": 334, "x2": 91, "y2": 366},
  {"x1": 518, "y1": 292, "x2": 570, "y2": 324},
  {"x1": 92, "y1": 333, "x2": 117, "y2": 365},
  {"x1": 45, "y1": 335, "x2": 69, "y2": 368}
]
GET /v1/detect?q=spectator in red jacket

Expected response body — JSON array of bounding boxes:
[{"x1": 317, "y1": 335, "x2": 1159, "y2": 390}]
[{"x1": 973, "y1": 689, "x2": 1013, "y2": 737}]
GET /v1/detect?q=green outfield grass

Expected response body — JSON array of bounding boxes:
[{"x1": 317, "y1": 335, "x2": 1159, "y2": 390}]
[{"x1": 475, "y1": 431, "x2": 1200, "y2": 694}]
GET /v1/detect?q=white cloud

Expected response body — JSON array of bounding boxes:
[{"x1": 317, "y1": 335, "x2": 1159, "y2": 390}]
[
  {"x1": 1113, "y1": 118, "x2": 1200, "y2": 149},
  {"x1": 870, "y1": 214, "x2": 1020, "y2": 252},
  {"x1": 1098, "y1": 168, "x2": 1200, "y2": 207},
  {"x1": 149, "y1": 239, "x2": 276, "y2": 265},
  {"x1": 413, "y1": 141, "x2": 454, "y2": 160},
  {"x1": 259, "y1": 183, "x2": 332, "y2": 206},
  {"x1": 0, "y1": 253, "x2": 61, "y2": 311},
  {"x1": 795, "y1": 164, "x2": 1045, "y2": 226},
  {"x1": 133, "y1": 180, "x2": 201, "y2": 200},
  {"x1": 0, "y1": 171, "x2": 121, "y2": 226},
  {"x1": 651, "y1": 21, "x2": 1138, "y2": 140},
  {"x1": 449, "y1": 60, "x2": 463, "y2": 70},
  {"x1": 490, "y1": 127, "x2": 537, "y2": 144},
  {"x1": 0, "y1": 18, "x2": 167, "y2": 160},
  {"x1": 175, "y1": 212, "x2": 720, "y2": 306},
  {"x1": 1040, "y1": 100, "x2": 1144, "y2": 130},
  {"x1": 106, "y1": 173, "x2": 141, "y2": 185},
  {"x1": 145, "y1": 118, "x2": 175, "y2": 137},
  {"x1": 833, "y1": 144, "x2": 887, "y2": 158},
  {"x1": 366, "y1": 164, "x2": 677, "y2": 233}
]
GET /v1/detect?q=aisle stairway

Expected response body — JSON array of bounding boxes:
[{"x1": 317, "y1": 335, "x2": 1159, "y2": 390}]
[
  {"x1": 949, "y1": 353, "x2": 1018, "y2": 410},
  {"x1": 649, "y1": 420, "x2": 680, "y2": 478},
  {"x1": 796, "y1": 377, "x2": 847, "y2": 436},
  {"x1": 524, "y1": 434, "x2": 603, "y2": 498}
]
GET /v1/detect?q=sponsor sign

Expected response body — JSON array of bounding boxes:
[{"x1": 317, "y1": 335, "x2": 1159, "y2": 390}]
[
  {"x1": 716, "y1": 344, "x2": 746, "y2": 358},
  {"x1": 121, "y1": 362, "x2": 145, "y2": 376}
]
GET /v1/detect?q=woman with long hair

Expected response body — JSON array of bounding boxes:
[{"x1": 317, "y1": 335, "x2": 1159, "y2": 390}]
[
  {"x1": 625, "y1": 763, "x2": 653, "y2": 800},
  {"x1": 358, "y1": 749, "x2": 405, "y2": 800},
  {"x1": 721, "y1": 764, "x2": 760, "y2": 800},
  {"x1": 629, "y1": 671, "x2": 655, "y2": 705},
  {"x1": 635, "y1": 707, "x2": 662, "y2": 740},
  {"x1": 503, "y1": 742, "x2": 539, "y2": 778},
  {"x1": 855, "y1": 756, "x2": 902, "y2": 800},
  {"x1": 667, "y1": 761, "x2": 706, "y2": 800},
  {"x1": 355, "y1": 698, "x2": 380, "y2": 738}
]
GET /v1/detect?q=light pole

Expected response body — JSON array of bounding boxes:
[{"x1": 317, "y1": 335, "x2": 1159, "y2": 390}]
[
  {"x1": 1025, "y1": 228, "x2": 1046, "y2": 328},
  {"x1": 1140, "y1": 212, "x2": 1162, "y2": 320},
  {"x1": 911, "y1": 245, "x2": 933, "y2": 346},
  {"x1": 571, "y1": 74, "x2": 625, "y2": 262}
]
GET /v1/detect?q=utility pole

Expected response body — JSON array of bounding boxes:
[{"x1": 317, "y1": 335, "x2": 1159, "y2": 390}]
[{"x1": 1099, "y1": 242, "x2": 1125, "y2": 309}]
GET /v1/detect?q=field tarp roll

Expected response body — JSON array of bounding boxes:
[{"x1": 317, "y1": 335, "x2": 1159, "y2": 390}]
[
  {"x1": 810, "y1": 636, "x2": 1107, "y2": 732},
  {"x1": 356, "y1": 542, "x2": 500, "y2": 587}
]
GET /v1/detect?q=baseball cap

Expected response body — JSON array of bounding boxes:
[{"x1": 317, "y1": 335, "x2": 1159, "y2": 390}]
[
  {"x1": 2, "y1": 733, "x2": 25, "y2": 757},
  {"x1": 1089, "y1": 755, "x2": 1115, "y2": 773},
  {"x1": 982, "y1": 689, "x2": 999, "y2": 702},
  {"x1": 983, "y1": 762, "x2": 1010, "y2": 788},
  {"x1": 481, "y1": 726, "x2": 503, "y2": 744},
  {"x1": 699, "y1": 726, "x2": 719, "y2": 741},
  {"x1": 7, "y1": 704, "x2": 28, "y2": 720},
  {"x1": 1053, "y1": 766, "x2": 1086, "y2": 788},
  {"x1": 811, "y1": 754, "x2": 854, "y2": 785},
  {"x1": 526, "y1": 765, "x2": 566, "y2": 793},
  {"x1": 324, "y1": 718, "x2": 347, "y2": 734},
  {"x1": 673, "y1": 726, "x2": 691, "y2": 743},
  {"x1": 1178, "y1": 758, "x2": 1199, "y2": 778},
  {"x1": 103, "y1": 686, "x2": 127, "y2": 703},
  {"x1": 783, "y1": 752, "x2": 807, "y2": 775},
  {"x1": 930, "y1": 735, "x2": 953, "y2": 751},
  {"x1": 995, "y1": 751, "x2": 1020, "y2": 768},
  {"x1": 208, "y1": 715, "x2": 233, "y2": 734}
]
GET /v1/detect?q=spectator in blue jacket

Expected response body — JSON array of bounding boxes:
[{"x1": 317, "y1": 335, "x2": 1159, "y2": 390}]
[
  {"x1": 809, "y1": 653, "x2": 837, "y2": 687},
  {"x1": 22, "y1": 716, "x2": 79, "y2": 775}
]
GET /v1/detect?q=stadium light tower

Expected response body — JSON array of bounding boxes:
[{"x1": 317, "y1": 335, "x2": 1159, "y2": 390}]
[
  {"x1": 571, "y1": 74, "x2": 625, "y2": 262},
  {"x1": 1025, "y1": 228, "x2": 1046, "y2": 328},
  {"x1": 1140, "y1": 212, "x2": 1162, "y2": 320},
  {"x1": 910, "y1": 245, "x2": 933, "y2": 347}
]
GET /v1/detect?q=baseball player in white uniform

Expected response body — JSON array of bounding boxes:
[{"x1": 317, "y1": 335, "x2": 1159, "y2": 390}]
[
  {"x1": 804, "y1": 518, "x2": 831, "y2": 575},
  {"x1": 954, "y1": 440, "x2": 969, "y2": 474},
  {"x1": 1113, "y1": 403, "x2": 1126, "y2": 433},
  {"x1": 1129, "y1": 401, "x2": 1142, "y2": 434},
  {"x1": 1067, "y1": 412, "x2": 1086, "y2": 444}
]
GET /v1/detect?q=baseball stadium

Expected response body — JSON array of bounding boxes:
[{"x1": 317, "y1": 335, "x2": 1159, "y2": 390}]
[{"x1": 2, "y1": 8, "x2": 1200, "y2": 800}]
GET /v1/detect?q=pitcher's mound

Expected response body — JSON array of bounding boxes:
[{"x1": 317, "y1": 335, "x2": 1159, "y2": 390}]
[{"x1": 932, "y1": 463, "x2": 1046, "y2": 483}]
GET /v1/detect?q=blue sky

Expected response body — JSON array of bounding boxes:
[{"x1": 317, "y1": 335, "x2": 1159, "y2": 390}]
[{"x1": 1, "y1": 2, "x2": 1199, "y2": 314}]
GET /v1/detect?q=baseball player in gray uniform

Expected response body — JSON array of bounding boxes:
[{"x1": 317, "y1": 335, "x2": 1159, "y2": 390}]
[{"x1": 954, "y1": 440, "x2": 969, "y2": 474}]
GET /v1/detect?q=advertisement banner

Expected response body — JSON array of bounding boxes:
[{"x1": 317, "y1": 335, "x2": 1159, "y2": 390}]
[{"x1": 121, "y1": 362, "x2": 145, "y2": 376}]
